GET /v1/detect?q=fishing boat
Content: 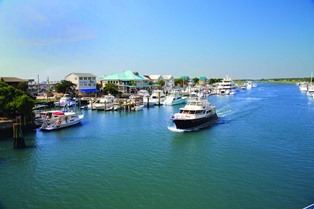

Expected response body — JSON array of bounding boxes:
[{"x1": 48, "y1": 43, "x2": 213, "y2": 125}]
[
  {"x1": 40, "y1": 111, "x2": 84, "y2": 131},
  {"x1": 131, "y1": 104, "x2": 144, "y2": 111},
  {"x1": 171, "y1": 97, "x2": 218, "y2": 130},
  {"x1": 163, "y1": 91, "x2": 187, "y2": 106},
  {"x1": 143, "y1": 90, "x2": 166, "y2": 106},
  {"x1": 59, "y1": 94, "x2": 76, "y2": 107},
  {"x1": 89, "y1": 95, "x2": 115, "y2": 111}
]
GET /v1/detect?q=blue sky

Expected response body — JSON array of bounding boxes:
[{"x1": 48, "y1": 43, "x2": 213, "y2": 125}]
[{"x1": 0, "y1": 0, "x2": 314, "y2": 81}]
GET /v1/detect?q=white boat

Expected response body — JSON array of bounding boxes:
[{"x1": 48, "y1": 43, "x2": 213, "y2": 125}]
[
  {"x1": 171, "y1": 97, "x2": 218, "y2": 130},
  {"x1": 90, "y1": 95, "x2": 115, "y2": 110},
  {"x1": 298, "y1": 82, "x2": 308, "y2": 92},
  {"x1": 40, "y1": 111, "x2": 83, "y2": 131},
  {"x1": 215, "y1": 76, "x2": 236, "y2": 95},
  {"x1": 137, "y1": 90, "x2": 150, "y2": 98},
  {"x1": 163, "y1": 91, "x2": 187, "y2": 106},
  {"x1": 59, "y1": 94, "x2": 76, "y2": 107},
  {"x1": 306, "y1": 73, "x2": 314, "y2": 97},
  {"x1": 131, "y1": 104, "x2": 144, "y2": 111},
  {"x1": 143, "y1": 90, "x2": 165, "y2": 106}
]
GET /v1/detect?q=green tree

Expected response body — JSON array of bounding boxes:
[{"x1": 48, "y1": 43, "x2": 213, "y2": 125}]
[
  {"x1": 130, "y1": 80, "x2": 136, "y2": 86},
  {"x1": 157, "y1": 80, "x2": 165, "y2": 86},
  {"x1": 174, "y1": 78, "x2": 183, "y2": 87},
  {"x1": 104, "y1": 83, "x2": 118, "y2": 95},
  {"x1": 17, "y1": 82, "x2": 28, "y2": 92},
  {"x1": 0, "y1": 81, "x2": 35, "y2": 118},
  {"x1": 54, "y1": 80, "x2": 77, "y2": 94},
  {"x1": 192, "y1": 77, "x2": 199, "y2": 85}
]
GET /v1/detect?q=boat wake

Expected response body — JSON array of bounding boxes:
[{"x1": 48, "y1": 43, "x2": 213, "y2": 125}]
[
  {"x1": 168, "y1": 120, "x2": 218, "y2": 132},
  {"x1": 168, "y1": 125, "x2": 186, "y2": 132}
]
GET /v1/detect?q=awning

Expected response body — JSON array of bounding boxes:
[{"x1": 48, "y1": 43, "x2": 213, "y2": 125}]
[{"x1": 80, "y1": 88, "x2": 99, "y2": 93}]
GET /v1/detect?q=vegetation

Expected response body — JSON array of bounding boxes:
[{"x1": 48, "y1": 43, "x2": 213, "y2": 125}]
[
  {"x1": 192, "y1": 77, "x2": 199, "y2": 85},
  {"x1": 0, "y1": 80, "x2": 35, "y2": 120},
  {"x1": 157, "y1": 80, "x2": 165, "y2": 86},
  {"x1": 104, "y1": 83, "x2": 119, "y2": 95},
  {"x1": 174, "y1": 78, "x2": 183, "y2": 87},
  {"x1": 54, "y1": 80, "x2": 77, "y2": 94}
]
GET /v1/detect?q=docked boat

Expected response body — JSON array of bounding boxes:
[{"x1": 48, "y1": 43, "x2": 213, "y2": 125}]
[
  {"x1": 163, "y1": 91, "x2": 187, "y2": 106},
  {"x1": 143, "y1": 90, "x2": 165, "y2": 106},
  {"x1": 215, "y1": 76, "x2": 236, "y2": 95},
  {"x1": 298, "y1": 82, "x2": 308, "y2": 92},
  {"x1": 40, "y1": 111, "x2": 84, "y2": 131},
  {"x1": 59, "y1": 94, "x2": 76, "y2": 107},
  {"x1": 89, "y1": 95, "x2": 115, "y2": 110},
  {"x1": 131, "y1": 103, "x2": 144, "y2": 111},
  {"x1": 171, "y1": 97, "x2": 218, "y2": 130}
]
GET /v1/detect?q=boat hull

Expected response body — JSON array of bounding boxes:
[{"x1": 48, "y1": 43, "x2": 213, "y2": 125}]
[
  {"x1": 41, "y1": 115, "x2": 84, "y2": 131},
  {"x1": 172, "y1": 113, "x2": 218, "y2": 130}
]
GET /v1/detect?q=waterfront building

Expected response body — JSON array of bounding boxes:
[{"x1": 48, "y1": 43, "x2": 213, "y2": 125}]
[
  {"x1": 0, "y1": 77, "x2": 28, "y2": 88},
  {"x1": 65, "y1": 73, "x2": 98, "y2": 93},
  {"x1": 99, "y1": 71, "x2": 149, "y2": 94},
  {"x1": 199, "y1": 76, "x2": 207, "y2": 86}
]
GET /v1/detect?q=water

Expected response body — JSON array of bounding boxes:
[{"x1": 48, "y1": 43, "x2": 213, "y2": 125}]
[{"x1": 1, "y1": 83, "x2": 314, "y2": 209}]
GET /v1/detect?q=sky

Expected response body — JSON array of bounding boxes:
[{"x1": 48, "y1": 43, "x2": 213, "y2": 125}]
[{"x1": 0, "y1": 0, "x2": 314, "y2": 81}]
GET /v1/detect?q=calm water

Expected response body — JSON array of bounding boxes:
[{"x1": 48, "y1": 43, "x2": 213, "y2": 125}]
[{"x1": 1, "y1": 83, "x2": 314, "y2": 209}]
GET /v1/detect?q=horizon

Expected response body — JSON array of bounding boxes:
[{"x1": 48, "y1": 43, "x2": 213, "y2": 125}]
[{"x1": 1, "y1": 0, "x2": 314, "y2": 81}]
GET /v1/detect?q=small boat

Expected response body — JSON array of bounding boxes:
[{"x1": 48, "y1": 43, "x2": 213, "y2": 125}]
[
  {"x1": 90, "y1": 95, "x2": 115, "y2": 111},
  {"x1": 131, "y1": 104, "x2": 144, "y2": 111},
  {"x1": 59, "y1": 94, "x2": 76, "y2": 107},
  {"x1": 40, "y1": 111, "x2": 84, "y2": 131},
  {"x1": 171, "y1": 97, "x2": 218, "y2": 130},
  {"x1": 143, "y1": 90, "x2": 166, "y2": 106},
  {"x1": 163, "y1": 91, "x2": 187, "y2": 106}
]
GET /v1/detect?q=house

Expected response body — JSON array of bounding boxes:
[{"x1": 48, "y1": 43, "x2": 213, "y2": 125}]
[
  {"x1": 199, "y1": 76, "x2": 207, "y2": 85},
  {"x1": 161, "y1": 75, "x2": 174, "y2": 93},
  {"x1": 99, "y1": 71, "x2": 149, "y2": 93},
  {"x1": 64, "y1": 73, "x2": 98, "y2": 93},
  {"x1": 0, "y1": 77, "x2": 28, "y2": 88},
  {"x1": 148, "y1": 75, "x2": 163, "y2": 83}
]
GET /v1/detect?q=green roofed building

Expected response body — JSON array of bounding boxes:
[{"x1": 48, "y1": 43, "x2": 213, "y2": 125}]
[
  {"x1": 199, "y1": 76, "x2": 207, "y2": 85},
  {"x1": 99, "y1": 71, "x2": 150, "y2": 93}
]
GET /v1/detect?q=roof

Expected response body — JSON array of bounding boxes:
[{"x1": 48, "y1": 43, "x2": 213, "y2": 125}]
[
  {"x1": 149, "y1": 75, "x2": 162, "y2": 80},
  {"x1": 199, "y1": 76, "x2": 207, "y2": 81},
  {"x1": 100, "y1": 71, "x2": 149, "y2": 81},
  {"x1": 181, "y1": 76, "x2": 189, "y2": 80},
  {"x1": 0, "y1": 77, "x2": 28, "y2": 83},
  {"x1": 65, "y1": 73, "x2": 96, "y2": 78},
  {"x1": 162, "y1": 75, "x2": 174, "y2": 80}
]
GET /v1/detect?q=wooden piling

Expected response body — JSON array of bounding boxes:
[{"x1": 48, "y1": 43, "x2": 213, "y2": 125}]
[{"x1": 13, "y1": 123, "x2": 26, "y2": 149}]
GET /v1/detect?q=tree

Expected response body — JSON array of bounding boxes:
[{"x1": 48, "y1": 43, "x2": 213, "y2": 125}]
[
  {"x1": 174, "y1": 78, "x2": 183, "y2": 87},
  {"x1": 0, "y1": 80, "x2": 35, "y2": 118},
  {"x1": 54, "y1": 80, "x2": 77, "y2": 94},
  {"x1": 17, "y1": 82, "x2": 28, "y2": 92},
  {"x1": 104, "y1": 83, "x2": 118, "y2": 95},
  {"x1": 157, "y1": 80, "x2": 165, "y2": 86},
  {"x1": 192, "y1": 77, "x2": 199, "y2": 85}
]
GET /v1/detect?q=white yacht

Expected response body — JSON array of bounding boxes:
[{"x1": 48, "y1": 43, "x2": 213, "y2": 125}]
[
  {"x1": 40, "y1": 111, "x2": 83, "y2": 131},
  {"x1": 59, "y1": 94, "x2": 76, "y2": 107},
  {"x1": 298, "y1": 82, "x2": 308, "y2": 92},
  {"x1": 171, "y1": 97, "x2": 218, "y2": 130},
  {"x1": 143, "y1": 90, "x2": 165, "y2": 106},
  {"x1": 215, "y1": 76, "x2": 236, "y2": 95},
  {"x1": 89, "y1": 95, "x2": 115, "y2": 111},
  {"x1": 163, "y1": 91, "x2": 187, "y2": 106}
]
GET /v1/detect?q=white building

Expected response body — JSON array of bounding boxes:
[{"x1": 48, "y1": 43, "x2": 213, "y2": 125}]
[{"x1": 65, "y1": 73, "x2": 98, "y2": 93}]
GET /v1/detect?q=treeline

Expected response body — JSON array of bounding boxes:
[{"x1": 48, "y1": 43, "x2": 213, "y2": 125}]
[
  {"x1": 258, "y1": 77, "x2": 312, "y2": 83},
  {"x1": 0, "y1": 80, "x2": 35, "y2": 120}
]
